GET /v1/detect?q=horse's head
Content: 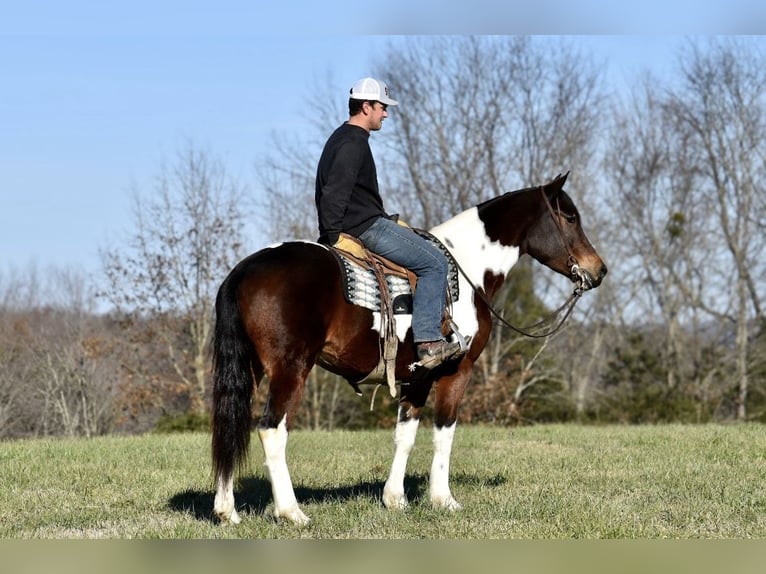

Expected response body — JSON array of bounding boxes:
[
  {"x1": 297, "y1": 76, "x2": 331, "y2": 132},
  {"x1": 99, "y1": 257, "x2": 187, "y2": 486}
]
[{"x1": 522, "y1": 172, "x2": 607, "y2": 292}]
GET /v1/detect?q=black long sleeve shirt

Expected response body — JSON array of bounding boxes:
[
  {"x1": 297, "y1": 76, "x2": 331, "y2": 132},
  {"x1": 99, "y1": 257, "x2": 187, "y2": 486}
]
[{"x1": 315, "y1": 122, "x2": 387, "y2": 245}]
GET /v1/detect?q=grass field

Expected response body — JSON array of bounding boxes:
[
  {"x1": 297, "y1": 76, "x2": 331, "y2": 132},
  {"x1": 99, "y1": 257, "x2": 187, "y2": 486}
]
[{"x1": 1, "y1": 424, "x2": 765, "y2": 539}]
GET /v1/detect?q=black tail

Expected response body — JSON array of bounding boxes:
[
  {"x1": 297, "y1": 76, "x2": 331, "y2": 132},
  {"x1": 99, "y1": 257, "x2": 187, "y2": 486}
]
[{"x1": 211, "y1": 265, "x2": 258, "y2": 483}]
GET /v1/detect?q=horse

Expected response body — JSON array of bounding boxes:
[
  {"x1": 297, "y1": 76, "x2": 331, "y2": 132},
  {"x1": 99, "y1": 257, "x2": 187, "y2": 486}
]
[{"x1": 211, "y1": 172, "x2": 607, "y2": 525}]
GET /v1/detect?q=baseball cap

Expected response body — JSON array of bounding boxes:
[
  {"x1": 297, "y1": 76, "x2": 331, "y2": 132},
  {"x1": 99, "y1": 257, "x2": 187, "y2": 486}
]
[{"x1": 349, "y1": 77, "x2": 398, "y2": 106}]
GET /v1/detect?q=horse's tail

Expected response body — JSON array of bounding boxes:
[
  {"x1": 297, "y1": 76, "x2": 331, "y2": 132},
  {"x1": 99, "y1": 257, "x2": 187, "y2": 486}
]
[{"x1": 211, "y1": 264, "x2": 259, "y2": 483}]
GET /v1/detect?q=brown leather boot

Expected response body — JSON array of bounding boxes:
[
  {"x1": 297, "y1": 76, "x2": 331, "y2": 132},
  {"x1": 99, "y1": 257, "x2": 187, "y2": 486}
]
[{"x1": 416, "y1": 339, "x2": 465, "y2": 370}]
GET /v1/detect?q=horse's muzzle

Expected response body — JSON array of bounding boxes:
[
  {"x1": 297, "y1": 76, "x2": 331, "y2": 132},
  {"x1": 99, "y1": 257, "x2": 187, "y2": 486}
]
[{"x1": 572, "y1": 262, "x2": 607, "y2": 291}]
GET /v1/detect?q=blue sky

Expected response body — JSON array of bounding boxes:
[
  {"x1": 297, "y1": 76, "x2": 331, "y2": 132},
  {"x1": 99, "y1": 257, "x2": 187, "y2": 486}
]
[{"x1": 2, "y1": 2, "x2": 765, "y2": 284}]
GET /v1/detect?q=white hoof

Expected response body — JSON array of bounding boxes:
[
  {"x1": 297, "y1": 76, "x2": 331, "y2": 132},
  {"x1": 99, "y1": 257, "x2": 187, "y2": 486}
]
[
  {"x1": 382, "y1": 489, "x2": 409, "y2": 510},
  {"x1": 214, "y1": 507, "x2": 241, "y2": 525},
  {"x1": 276, "y1": 506, "x2": 311, "y2": 526},
  {"x1": 432, "y1": 494, "x2": 462, "y2": 511}
]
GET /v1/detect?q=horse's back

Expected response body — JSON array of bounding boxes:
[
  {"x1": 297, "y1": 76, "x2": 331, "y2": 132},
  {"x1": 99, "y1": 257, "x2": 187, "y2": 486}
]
[
  {"x1": 232, "y1": 241, "x2": 341, "y2": 304},
  {"x1": 236, "y1": 241, "x2": 332, "y2": 271}
]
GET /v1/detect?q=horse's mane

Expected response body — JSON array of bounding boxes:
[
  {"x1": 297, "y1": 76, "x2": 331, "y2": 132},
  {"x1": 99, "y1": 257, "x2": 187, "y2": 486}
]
[
  {"x1": 475, "y1": 185, "x2": 540, "y2": 210},
  {"x1": 476, "y1": 173, "x2": 568, "y2": 211}
]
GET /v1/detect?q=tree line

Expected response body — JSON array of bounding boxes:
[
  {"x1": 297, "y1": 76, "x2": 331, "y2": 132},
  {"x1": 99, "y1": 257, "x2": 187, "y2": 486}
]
[{"x1": 1, "y1": 36, "x2": 764, "y2": 438}]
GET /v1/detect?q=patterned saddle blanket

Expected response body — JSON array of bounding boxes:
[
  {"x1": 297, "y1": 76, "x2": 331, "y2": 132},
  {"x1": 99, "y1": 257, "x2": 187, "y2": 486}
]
[{"x1": 331, "y1": 232, "x2": 460, "y2": 314}]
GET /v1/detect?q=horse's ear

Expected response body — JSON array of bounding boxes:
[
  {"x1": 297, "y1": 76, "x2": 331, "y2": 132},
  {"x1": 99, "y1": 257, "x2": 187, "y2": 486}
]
[
  {"x1": 545, "y1": 171, "x2": 569, "y2": 196},
  {"x1": 552, "y1": 171, "x2": 569, "y2": 188}
]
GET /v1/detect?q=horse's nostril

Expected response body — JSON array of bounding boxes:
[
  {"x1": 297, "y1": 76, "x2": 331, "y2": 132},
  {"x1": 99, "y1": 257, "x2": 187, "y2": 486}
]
[{"x1": 599, "y1": 265, "x2": 608, "y2": 279}]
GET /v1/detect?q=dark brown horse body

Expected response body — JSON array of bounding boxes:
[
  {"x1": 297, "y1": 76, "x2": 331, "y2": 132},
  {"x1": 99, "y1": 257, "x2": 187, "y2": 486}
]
[{"x1": 212, "y1": 173, "x2": 606, "y2": 524}]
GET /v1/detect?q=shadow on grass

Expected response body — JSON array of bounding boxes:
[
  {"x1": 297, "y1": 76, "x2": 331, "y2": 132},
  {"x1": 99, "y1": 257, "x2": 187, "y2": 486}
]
[{"x1": 167, "y1": 474, "x2": 429, "y2": 523}]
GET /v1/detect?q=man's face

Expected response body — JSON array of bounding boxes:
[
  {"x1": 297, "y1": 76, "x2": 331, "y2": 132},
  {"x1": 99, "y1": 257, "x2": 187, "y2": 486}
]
[{"x1": 366, "y1": 101, "x2": 389, "y2": 131}]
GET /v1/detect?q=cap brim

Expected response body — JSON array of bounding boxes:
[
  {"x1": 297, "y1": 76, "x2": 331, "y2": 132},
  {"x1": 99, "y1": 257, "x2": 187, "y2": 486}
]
[{"x1": 349, "y1": 93, "x2": 398, "y2": 105}]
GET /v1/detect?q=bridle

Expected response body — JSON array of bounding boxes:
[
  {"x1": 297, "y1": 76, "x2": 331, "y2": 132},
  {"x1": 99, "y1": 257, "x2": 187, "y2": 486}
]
[
  {"x1": 538, "y1": 185, "x2": 594, "y2": 293},
  {"x1": 452, "y1": 186, "x2": 588, "y2": 339}
]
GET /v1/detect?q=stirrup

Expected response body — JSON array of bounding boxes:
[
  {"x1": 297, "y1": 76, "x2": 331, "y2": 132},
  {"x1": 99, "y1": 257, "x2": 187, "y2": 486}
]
[{"x1": 411, "y1": 339, "x2": 464, "y2": 371}]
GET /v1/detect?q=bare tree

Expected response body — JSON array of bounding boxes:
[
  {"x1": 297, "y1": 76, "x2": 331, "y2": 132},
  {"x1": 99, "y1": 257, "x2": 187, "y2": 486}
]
[
  {"x1": 604, "y1": 76, "x2": 710, "y2": 377},
  {"x1": 0, "y1": 265, "x2": 118, "y2": 438},
  {"x1": 662, "y1": 38, "x2": 766, "y2": 420},
  {"x1": 377, "y1": 37, "x2": 604, "y2": 224},
  {"x1": 100, "y1": 143, "x2": 249, "y2": 415},
  {"x1": 596, "y1": 38, "x2": 766, "y2": 421}
]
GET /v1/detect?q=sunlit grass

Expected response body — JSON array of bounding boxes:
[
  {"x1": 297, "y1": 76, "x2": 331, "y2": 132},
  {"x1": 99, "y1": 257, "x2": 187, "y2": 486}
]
[{"x1": 1, "y1": 424, "x2": 765, "y2": 538}]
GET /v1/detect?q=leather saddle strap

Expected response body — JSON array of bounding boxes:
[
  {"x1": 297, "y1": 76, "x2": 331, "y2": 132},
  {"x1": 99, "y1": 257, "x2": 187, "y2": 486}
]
[{"x1": 370, "y1": 259, "x2": 398, "y2": 398}]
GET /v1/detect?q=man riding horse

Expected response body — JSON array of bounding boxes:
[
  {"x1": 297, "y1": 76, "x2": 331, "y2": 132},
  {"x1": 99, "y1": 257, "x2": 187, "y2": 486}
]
[
  {"x1": 211, "y1": 78, "x2": 607, "y2": 526},
  {"x1": 314, "y1": 77, "x2": 464, "y2": 370}
]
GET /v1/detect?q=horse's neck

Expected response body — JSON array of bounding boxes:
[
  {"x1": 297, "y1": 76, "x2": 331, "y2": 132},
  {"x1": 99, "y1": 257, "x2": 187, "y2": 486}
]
[{"x1": 430, "y1": 206, "x2": 521, "y2": 298}]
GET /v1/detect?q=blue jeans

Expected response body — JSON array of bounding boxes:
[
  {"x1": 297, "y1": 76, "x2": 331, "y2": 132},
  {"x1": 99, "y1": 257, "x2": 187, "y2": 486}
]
[{"x1": 359, "y1": 217, "x2": 448, "y2": 343}]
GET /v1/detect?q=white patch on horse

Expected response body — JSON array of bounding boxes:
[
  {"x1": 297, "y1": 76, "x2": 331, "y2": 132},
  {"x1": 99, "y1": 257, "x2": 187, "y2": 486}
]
[
  {"x1": 430, "y1": 422, "x2": 462, "y2": 510},
  {"x1": 430, "y1": 208, "x2": 520, "y2": 340},
  {"x1": 382, "y1": 416, "x2": 420, "y2": 509},
  {"x1": 371, "y1": 311, "x2": 412, "y2": 341},
  {"x1": 258, "y1": 416, "x2": 309, "y2": 525},
  {"x1": 369, "y1": 209, "x2": 519, "y2": 344},
  {"x1": 213, "y1": 473, "x2": 241, "y2": 524}
]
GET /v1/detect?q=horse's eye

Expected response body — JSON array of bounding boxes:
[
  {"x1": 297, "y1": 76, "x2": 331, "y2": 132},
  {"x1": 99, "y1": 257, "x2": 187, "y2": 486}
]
[{"x1": 560, "y1": 212, "x2": 577, "y2": 224}]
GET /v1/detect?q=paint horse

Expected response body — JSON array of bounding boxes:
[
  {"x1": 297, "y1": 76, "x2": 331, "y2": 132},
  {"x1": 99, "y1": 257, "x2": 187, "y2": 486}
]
[{"x1": 211, "y1": 172, "x2": 607, "y2": 525}]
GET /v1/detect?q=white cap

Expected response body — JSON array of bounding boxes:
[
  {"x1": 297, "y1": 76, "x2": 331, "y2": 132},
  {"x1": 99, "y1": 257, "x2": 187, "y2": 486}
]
[{"x1": 349, "y1": 77, "x2": 398, "y2": 106}]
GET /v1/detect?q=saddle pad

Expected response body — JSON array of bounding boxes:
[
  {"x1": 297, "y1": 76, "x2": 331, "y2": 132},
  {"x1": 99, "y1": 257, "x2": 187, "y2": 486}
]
[{"x1": 333, "y1": 233, "x2": 460, "y2": 314}]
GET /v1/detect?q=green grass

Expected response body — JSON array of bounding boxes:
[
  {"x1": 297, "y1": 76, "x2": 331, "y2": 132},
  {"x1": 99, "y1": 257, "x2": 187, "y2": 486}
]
[{"x1": 1, "y1": 424, "x2": 765, "y2": 538}]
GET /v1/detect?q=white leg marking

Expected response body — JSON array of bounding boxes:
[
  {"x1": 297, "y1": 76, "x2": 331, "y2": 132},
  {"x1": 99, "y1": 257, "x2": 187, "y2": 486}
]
[
  {"x1": 430, "y1": 423, "x2": 462, "y2": 511},
  {"x1": 383, "y1": 415, "x2": 420, "y2": 509},
  {"x1": 258, "y1": 416, "x2": 310, "y2": 525},
  {"x1": 213, "y1": 474, "x2": 241, "y2": 524}
]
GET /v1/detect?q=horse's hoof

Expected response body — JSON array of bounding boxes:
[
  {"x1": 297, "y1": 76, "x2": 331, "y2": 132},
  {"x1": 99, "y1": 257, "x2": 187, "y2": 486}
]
[
  {"x1": 382, "y1": 491, "x2": 409, "y2": 510},
  {"x1": 276, "y1": 506, "x2": 311, "y2": 526},
  {"x1": 215, "y1": 508, "x2": 241, "y2": 525},
  {"x1": 432, "y1": 495, "x2": 462, "y2": 511}
]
